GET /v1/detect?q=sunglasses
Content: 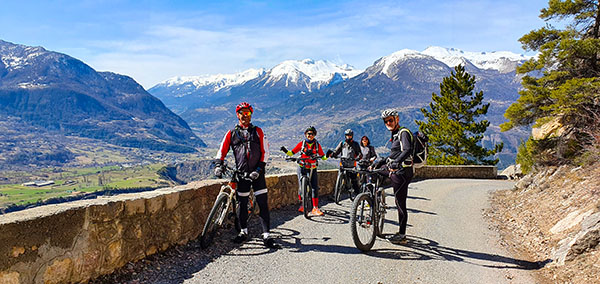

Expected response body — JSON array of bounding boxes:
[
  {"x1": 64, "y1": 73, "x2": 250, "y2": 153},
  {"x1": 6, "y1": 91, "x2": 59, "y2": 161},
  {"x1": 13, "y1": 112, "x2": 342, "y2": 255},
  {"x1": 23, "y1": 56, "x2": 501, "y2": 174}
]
[
  {"x1": 383, "y1": 118, "x2": 395, "y2": 124},
  {"x1": 306, "y1": 132, "x2": 315, "y2": 136},
  {"x1": 238, "y1": 110, "x2": 252, "y2": 116}
]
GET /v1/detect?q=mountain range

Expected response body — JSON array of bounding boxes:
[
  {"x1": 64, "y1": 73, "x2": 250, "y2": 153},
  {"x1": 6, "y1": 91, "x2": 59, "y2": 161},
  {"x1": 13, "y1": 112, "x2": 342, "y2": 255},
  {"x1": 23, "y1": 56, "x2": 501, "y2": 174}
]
[
  {"x1": 0, "y1": 40, "x2": 205, "y2": 157},
  {"x1": 149, "y1": 46, "x2": 530, "y2": 168}
]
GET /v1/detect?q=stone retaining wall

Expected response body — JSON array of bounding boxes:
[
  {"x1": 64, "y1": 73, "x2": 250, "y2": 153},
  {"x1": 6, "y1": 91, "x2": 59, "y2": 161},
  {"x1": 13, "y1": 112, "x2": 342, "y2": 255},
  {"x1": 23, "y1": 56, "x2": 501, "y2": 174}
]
[
  {"x1": 414, "y1": 165, "x2": 497, "y2": 179},
  {"x1": 0, "y1": 171, "x2": 337, "y2": 284},
  {"x1": 0, "y1": 166, "x2": 495, "y2": 284}
]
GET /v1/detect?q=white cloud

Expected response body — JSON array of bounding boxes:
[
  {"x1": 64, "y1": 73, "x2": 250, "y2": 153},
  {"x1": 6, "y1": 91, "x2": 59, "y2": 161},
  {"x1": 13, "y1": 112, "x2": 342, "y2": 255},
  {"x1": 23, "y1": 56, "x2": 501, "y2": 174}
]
[{"x1": 68, "y1": 0, "x2": 547, "y2": 89}]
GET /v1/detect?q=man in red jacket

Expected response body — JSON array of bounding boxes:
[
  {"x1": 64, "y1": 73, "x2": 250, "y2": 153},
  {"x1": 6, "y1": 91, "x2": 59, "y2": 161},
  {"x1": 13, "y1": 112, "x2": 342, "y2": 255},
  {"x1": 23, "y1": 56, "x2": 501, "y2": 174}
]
[{"x1": 214, "y1": 102, "x2": 279, "y2": 249}]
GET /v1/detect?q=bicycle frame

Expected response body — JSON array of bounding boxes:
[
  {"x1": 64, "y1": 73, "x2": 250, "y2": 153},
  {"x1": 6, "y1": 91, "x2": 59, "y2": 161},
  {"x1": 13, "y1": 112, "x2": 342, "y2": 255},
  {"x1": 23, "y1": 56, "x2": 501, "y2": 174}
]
[
  {"x1": 200, "y1": 165, "x2": 256, "y2": 248},
  {"x1": 349, "y1": 167, "x2": 386, "y2": 251},
  {"x1": 285, "y1": 155, "x2": 322, "y2": 218}
]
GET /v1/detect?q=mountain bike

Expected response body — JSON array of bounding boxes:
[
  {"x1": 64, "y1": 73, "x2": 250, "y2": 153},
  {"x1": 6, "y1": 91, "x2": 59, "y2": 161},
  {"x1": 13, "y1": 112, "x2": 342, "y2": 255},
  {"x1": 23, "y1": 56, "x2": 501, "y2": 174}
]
[
  {"x1": 284, "y1": 155, "x2": 323, "y2": 219},
  {"x1": 349, "y1": 167, "x2": 386, "y2": 252},
  {"x1": 333, "y1": 157, "x2": 360, "y2": 205},
  {"x1": 200, "y1": 164, "x2": 257, "y2": 249}
]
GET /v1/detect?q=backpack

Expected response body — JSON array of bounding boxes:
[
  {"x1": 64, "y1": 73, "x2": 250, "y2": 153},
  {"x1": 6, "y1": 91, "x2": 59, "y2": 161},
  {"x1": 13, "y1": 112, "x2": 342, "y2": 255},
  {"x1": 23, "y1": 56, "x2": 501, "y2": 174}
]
[
  {"x1": 412, "y1": 131, "x2": 429, "y2": 168},
  {"x1": 396, "y1": 128, "x2": 429, "y2": 168}
]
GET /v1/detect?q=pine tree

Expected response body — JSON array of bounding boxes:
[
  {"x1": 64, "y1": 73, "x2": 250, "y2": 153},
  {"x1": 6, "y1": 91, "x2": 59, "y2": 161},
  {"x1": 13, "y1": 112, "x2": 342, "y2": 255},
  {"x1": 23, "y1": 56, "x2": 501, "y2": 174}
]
[
  {"x1": 416, "y1": 65, "x2": 503, "y2": 165},
  {"x1": 501, "y1": 0, "x2": 600, "y2": 170}
]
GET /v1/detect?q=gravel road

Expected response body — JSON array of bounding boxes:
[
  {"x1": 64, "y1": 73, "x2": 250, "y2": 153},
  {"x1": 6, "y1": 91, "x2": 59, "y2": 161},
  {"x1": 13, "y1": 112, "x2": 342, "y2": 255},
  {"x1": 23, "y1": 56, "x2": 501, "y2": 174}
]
[{"x1": 93, "y1": 179, "x2": 541, "y2": 284}]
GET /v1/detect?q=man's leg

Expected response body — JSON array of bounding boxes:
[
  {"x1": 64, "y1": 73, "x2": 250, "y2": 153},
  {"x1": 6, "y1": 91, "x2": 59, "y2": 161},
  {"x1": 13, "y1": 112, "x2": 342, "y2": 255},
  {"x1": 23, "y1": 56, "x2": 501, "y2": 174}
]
[
  {"x1": 233, "y1": 179, "x2": 252, "y2": 243},
  {"x1": 252, "y1": 174, "x2": 279, "y2": 248},
  {"x1": 390, "y1": 173, "x2": 409, "y2": 234}
]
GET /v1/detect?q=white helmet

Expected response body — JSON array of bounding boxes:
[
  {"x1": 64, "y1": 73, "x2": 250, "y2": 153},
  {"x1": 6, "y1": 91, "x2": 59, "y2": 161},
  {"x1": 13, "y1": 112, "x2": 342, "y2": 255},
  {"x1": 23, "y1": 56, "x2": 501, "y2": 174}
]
[{"x1": 381, "y1": 109, "x2": 398, "y2": 119}]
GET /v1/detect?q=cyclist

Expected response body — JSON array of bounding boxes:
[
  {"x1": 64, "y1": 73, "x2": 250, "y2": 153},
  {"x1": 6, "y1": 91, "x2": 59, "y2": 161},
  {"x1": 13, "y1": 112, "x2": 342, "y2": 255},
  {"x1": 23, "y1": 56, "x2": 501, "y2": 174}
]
[
  {"x1": 214, "y1": 102, "x2": 279, "y2": 249},
  {"x1": 359, "y1": 136, "x2": 377, "y2": 166},
  {"x1": 375, "y1": 109, "x2": 414, "y2": 244},
  {"x1": 359, "y1": 135, "x2": 378, "y2": 184},
  {"x1": 283, "y1": 126, "x2": 329, "y2": 216},
  {"x1": 330, "y1": 129, "x2": 362, "y2": 196}
]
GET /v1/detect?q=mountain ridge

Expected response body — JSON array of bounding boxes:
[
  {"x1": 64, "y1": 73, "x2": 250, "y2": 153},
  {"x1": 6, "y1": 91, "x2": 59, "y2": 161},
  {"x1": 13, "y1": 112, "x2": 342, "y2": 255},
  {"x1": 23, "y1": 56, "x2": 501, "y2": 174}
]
[
  {"x1": 151, "y1": 46, "x2": 529, "y2": 169},
  {"x1": 0, "y1": 39, "x2": 205, "y2": 157}
]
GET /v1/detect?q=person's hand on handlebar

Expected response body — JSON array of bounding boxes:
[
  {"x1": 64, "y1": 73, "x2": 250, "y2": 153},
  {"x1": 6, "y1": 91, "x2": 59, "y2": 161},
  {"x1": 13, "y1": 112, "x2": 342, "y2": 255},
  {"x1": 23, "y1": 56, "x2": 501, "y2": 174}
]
[
  {"x1": 281, "y1": 146, "x2": 293, "y2": 156},
  {"x1": 214, "y1": 166, "x2": 223, "y2": 178}
]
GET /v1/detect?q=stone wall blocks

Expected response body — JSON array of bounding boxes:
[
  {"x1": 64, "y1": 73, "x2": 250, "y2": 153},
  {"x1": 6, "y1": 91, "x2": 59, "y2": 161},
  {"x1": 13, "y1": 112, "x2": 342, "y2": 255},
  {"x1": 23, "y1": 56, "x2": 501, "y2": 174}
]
[
  {"x1": 145, "y1": 196, "x2": 165, "y2": 215},
  {"x1": 43, "y1": 258, "x2": 73, "y2": 284},
  {"x1": 164, "y1": 192, "x2": 180, "y2": 211},
  {"x1": 0, "y1": 271, "x2": 20, "y2": 284},
  {"x1": 88, "y1": 201, "x2": 124, "y2": 222},
  {"x1": 125, "y1": 199, "x2": 145, "y2": 216}
]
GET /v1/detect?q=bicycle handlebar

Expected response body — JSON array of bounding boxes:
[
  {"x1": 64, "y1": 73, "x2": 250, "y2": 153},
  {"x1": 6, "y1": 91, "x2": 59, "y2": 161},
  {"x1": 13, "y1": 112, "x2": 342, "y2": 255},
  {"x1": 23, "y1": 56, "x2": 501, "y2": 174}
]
[
  {"x1": 220, "y1": 164, "x2": 253, "y2": 181},
  {"x1": 285, "y1": 156, "x2": 324, "y2": 162}
]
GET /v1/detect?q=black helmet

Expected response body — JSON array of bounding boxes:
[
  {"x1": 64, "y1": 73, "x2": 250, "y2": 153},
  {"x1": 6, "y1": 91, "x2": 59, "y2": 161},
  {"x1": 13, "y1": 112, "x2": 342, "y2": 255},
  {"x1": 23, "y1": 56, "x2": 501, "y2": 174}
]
[
  {"x1": 381, "y1": 109, "x2": 398, "y2": 119},
  {"x1": 344, "y1": 129, "x2": 353, "y2": 136},
  {"x1": 305, "y1": 126, "x2": 317, "y2": 135}
]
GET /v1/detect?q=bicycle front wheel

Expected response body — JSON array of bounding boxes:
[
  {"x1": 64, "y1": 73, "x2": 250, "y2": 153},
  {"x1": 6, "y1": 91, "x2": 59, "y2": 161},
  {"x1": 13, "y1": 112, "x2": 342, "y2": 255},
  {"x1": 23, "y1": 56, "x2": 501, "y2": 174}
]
[
  {"x1": 334, "y1": 172, "x2": 343, "y2": 205},
  {"x1": 200, "y1": 192, "x2": 229, "y2": 249},
  {"x1": 350, "y1": 192, "x2": 376, "y2": 252},
  {"x1": 376, "y1": 189, "x2": 386, "y2": 237},
  {"x1": 302, "y1": 176, "x2": 312, "y2": 219}
]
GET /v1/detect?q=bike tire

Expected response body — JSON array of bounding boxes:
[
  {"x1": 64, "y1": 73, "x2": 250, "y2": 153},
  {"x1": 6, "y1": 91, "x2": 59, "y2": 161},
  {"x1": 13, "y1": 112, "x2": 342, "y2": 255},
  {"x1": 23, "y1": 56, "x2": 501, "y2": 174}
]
[
  {"x1": 334, "y1": 172, "x2": 343, "y2": 205},
  {"x1": 350, "y1": 192, "x2": 376, "y2": 252},
  {"x1": 376, "y1": 189, "x2": 386, "y2": 237},
  {"x1": 302, "y1": 176, "x2": 311, "y2": 219},
  {"x1": 200, "y1": 192, "x2": 229, "y2": 249},
  {"x1": 348, "y1": 176, "x2": 356, "y2": 201}
]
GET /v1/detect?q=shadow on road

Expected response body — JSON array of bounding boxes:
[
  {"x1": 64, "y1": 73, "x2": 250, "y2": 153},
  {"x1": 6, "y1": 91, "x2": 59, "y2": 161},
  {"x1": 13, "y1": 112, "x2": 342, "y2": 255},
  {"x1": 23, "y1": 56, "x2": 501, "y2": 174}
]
[{"x1": 367, "y1": 235, "x2": 549, "y2": 271}]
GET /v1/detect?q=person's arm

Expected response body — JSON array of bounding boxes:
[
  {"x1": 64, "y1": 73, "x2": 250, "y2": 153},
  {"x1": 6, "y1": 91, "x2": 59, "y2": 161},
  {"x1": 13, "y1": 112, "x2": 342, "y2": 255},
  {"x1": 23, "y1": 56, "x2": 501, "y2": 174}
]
[
  {"x1": 370, "y1": 146, "x2": 377, "y2": 162},
  {"x1": 214, "y1": 130, "x2": 232, "y2": 166},
  {"x1": 392, "y1": 131, "x2": 413, "y2": 166},
  {"x1": 256, "y1": 127, "x2": 267, "y2": 172},
  {"x1": 290, "y1": 141, "x2": 303, "y2": 155},
  {"x1": 353, "y1": 142, "x2": 363, "y2": 160},
  {"x1": 317, "y1": 143, "x2": 328, "y2": 160},
  {"x1": 332, "y1": 141, "x2": 343, "y2": 158}
]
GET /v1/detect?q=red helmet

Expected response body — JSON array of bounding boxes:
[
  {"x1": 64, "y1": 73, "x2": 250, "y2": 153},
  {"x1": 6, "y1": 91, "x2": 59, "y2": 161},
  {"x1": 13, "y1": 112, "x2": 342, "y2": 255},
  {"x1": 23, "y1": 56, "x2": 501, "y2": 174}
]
[{"x1": 236, "y1": 102, "x2": 253, "y2": 113}]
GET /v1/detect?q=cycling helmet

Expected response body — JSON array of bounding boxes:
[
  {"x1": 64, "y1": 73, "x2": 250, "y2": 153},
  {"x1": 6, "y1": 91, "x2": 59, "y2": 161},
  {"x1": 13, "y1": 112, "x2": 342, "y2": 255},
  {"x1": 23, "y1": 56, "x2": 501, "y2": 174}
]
[
  {"x1": 305, "y1": 126, "x2": 317, "y2": 135},
  {"x1": 381, "y1": 108, "x2": 398, "y2": 119},
  {"x1": 344, "y1": 129, "x2": 353, "y2": 136},
  {"x1": 236, "y1": 102, "x2": 253, "y2": 113}
]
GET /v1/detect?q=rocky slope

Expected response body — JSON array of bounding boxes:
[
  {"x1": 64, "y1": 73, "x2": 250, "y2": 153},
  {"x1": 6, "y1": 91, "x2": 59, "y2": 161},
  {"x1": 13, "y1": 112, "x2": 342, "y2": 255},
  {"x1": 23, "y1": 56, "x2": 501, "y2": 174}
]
[{"x1": 488, "y1": 164, "x2": 600, "y2": 283}]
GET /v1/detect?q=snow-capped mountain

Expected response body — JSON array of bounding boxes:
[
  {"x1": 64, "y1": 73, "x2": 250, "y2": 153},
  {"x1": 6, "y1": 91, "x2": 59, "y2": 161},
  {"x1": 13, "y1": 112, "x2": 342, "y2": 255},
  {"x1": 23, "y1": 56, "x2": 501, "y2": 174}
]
[
  {"x1": 372, "y1": 46, "x2": 531, "y2": 79},
  {"x1": 265, "y1": 59, "x2": 362, "y2": 90},
  {"x1": 158, "y1": 68, "x2": 266, "y2": 94},
  {"x1": 422, "y1": 46, "x2": 530, "y2": 73},
  {"x1": 152, "y1": 59, "x2": 361, "y2": 97},
  {"x1": 148, "y1": 58, "x2": 362, "y2": 114}
]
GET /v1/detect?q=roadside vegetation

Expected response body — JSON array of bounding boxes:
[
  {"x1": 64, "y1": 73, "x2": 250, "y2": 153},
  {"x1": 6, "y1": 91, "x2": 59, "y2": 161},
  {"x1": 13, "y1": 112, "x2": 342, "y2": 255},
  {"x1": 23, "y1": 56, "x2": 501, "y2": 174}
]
[{"x1": 0, "y1": 163, "x2": 171, "y2": 210}]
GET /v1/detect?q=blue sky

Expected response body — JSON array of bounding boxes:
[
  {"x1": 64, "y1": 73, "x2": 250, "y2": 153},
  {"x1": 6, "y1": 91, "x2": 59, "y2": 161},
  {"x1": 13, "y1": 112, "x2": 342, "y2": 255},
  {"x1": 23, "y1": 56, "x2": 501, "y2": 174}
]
[{"x1": 1, "y1": 0, "x2": 550, "y2": 88}]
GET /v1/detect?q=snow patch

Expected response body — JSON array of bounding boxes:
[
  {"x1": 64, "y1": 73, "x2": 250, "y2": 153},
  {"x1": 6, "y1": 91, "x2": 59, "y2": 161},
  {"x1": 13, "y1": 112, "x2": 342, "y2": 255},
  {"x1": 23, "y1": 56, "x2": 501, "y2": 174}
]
[
  {"x1": 422, "y1": 46, "x2": 530, "y2": 72},
  {"x1": 161, "y1": 68, "x2": 265, "y2": 91},
  {"x1": 269, "y1": 59, "x2": 362, "y2": 83},
  {"x1": 378, "y1": 49, "x2": 428, "y2": 77}
]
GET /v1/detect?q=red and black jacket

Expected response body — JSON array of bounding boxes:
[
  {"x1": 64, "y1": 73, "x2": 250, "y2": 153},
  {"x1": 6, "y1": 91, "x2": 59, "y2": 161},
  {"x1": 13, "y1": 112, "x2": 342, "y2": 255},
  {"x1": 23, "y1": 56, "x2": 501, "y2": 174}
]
[
  {"x1": 291, "y1": 139, "x2": 325, "y2": 169},
  {"x1": 215, "y1": 124, "x2": 269, "y2": 173}
]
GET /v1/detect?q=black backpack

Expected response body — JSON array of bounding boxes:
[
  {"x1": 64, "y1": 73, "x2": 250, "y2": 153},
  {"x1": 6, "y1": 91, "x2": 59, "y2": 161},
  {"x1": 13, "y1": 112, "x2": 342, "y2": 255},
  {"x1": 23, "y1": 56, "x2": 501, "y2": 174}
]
[{"x1": 412, "y1": 131, "x2": 429, "y2": 168}]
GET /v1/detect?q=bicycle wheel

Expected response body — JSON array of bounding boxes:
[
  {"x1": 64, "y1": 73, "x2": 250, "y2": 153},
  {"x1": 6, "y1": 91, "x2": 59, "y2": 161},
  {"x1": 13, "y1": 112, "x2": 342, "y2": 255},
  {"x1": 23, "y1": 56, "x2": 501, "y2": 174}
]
[
  {"x1": 334, "y1": 172, "x2": 344, "y2": 205},
  {"x1": 376, "y1": 189, "x2": 386, "y2": 237},
  {"x1": 200, "y1": 192, "x2": 229, "y2": 249},
  {"x1": 348, "y1": 176, "x2": 356, "y2": 201},
  {"x1": 302, "y1": 176, "x2": 311, "y2": 219},
  {"x1": 350, "y1": 192, "x2": 376, "y2": 252}
]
